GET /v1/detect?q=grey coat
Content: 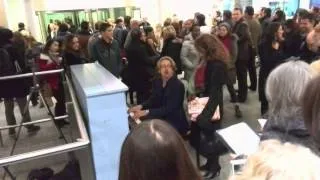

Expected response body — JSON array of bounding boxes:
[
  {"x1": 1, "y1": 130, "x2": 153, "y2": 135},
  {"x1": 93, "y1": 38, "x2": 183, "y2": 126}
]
[
  {"x1": 227, "y1": 34, "x2": 238, "y2": 84},
  {"x1": 180, "y1": 38, "x2": 199, "y2": 95}
]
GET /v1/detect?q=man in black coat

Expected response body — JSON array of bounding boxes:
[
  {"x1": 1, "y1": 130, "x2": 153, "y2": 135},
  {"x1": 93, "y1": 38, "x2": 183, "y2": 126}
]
[
  {"x1": 259, "y1": 8, "x2": 272, "y2": 39},
  {"x1": 232, "y1": 7, "x2": 251, "y2": 102},
  {"x1": 298, "y1": 12, "x2": 318, "y2": 63},
  {"x1": 91, "y1": 22, "x2": 122, "y2": 77},
  {"x1": 0, "y1": 28, "x2": 40, "y2": 136}
]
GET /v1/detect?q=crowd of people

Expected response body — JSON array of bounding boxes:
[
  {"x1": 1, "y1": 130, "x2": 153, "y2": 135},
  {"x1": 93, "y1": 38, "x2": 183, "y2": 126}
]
[{"x1": 1, "y1": 4, "x2": 320, "y2": 180}]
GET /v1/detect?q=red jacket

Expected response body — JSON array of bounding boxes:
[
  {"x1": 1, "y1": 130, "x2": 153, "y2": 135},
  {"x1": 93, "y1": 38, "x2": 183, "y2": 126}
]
[{"x1": 37, "y1": 53, "x2": 62, "y2": 90}]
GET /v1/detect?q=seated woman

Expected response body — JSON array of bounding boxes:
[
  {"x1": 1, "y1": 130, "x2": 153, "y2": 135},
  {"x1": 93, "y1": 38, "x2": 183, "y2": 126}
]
[
  {"x1": 129, "y1": 56, "x2": 189, "y2": 135},
  {"x1": 261, "y1": 61, "x2": 318, "y2": 153},
  {"x1": 231, "y1": 140, "x2": 320, "y2": 180},
  {"x1": 119, "y1": 120, "x2": 201, "y2": 180}
]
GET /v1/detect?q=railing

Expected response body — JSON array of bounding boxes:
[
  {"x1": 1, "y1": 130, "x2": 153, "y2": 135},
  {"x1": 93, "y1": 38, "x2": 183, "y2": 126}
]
[{"x1": 0, "y1": 69, "x2": 90, "y2": 167}]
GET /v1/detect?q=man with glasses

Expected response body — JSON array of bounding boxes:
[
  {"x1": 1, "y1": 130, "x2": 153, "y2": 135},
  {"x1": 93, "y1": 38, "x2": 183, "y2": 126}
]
[{"x1": 91, "y1": 22, "x2": 121, "y2": 77}]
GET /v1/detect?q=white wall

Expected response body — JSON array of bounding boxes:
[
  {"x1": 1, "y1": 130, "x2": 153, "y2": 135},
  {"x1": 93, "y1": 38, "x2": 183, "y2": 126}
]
[
  {"x1": 0, "y1": 0, "x2": 8, "y2": 27},
  {"x1": 4, "y1": 0, "x2": 27, "y2": 31},
  {"x1": 32, "y1": 0, "x2": 129, "y2": 11},
  {"x1": 300, "y1": 0, "x2": 311, "y2": 9}
]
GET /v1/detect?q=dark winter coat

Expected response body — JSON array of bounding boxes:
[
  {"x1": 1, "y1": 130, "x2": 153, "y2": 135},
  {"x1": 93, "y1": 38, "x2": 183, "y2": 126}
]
[
  {"x1": 64, "y1": 51, "x2": 85, "y2": 67},
  {"x1": 113, "y1": 25, "x2": 125, "y2": 49},
  {"x1": 125, "y1": 40, "x2": 156, "y2": 92},
  {"x1": 261, "y1": 113, "x2": 319, "y2": 155},
  {"x1": 0, "y1": 43, "x2": 30, "y2": 98},
  {"x1": 142, "y1": 76, "x2": 189, "y2": 134},
  {"x1": 284, "y1": 31, "x2": 304, "y2": 57},
  {"x1": 161, "y1": 38, "x2": 183, "y2": 74},
  {"x1": 299, "y1": 40, "x2": 320, "y2": 64},
  {"x1": 260, "y1": 17, "x2": 271, "y2": 39},
  {"x1": 219, "y1": 34, "x2": 238, "y2": 84},
  {"x1": 91, "y1": 39, "x2": 121, "y2": 77},
  {"x1": 77, "y1": 31, "x2": 91, "y2": 59},
  {"x1": 196, "y1": 60, "x2": 227, "y2": 132},
  {"x1": 232, "y1": 18, "x2": 251, "y2": 61},
  {"x1": 258, "y1": 40, "x2": 286, "y2": 102}
]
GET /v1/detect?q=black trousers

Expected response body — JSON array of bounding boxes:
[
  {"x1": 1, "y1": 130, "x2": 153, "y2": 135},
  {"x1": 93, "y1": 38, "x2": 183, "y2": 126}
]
[
  {"x1": 226, "y1": 84, "x2": 238, "y2": 102},
  {"x1": 247, "y1": 49, "x2": 257, "y2": 90},
  {"x1": 236, "y1": 59, "x2": 248, "y2": 101},
  {"x1": 261, "y1": 100, "x2": 269, "y2": 115},
  {"x1": 52, "y1": 84, "x2": 66, "y2": 117}
]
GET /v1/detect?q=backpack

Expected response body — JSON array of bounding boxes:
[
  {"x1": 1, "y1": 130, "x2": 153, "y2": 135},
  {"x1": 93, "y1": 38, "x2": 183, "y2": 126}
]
[
  {"x1": 27, "y1": 168, "x2": 54, "y2": 180},
  {"x1": 50, "y1": 160, "x2": 81, "y2": 180},
  {"x1": 0, "y1": 47, "x2": 15, "y2": 76}
]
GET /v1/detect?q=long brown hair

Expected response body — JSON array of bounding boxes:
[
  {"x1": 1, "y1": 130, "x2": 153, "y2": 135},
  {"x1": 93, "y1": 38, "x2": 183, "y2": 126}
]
[
  {"x1": 194, "y1": 34, "x2": 229, "y2": 64},
  {"x1": 64, "y1": 34, "x2": 79, "y2": 53},
  {"x1": 119, "y1": 120, "x2": 201, "y2": 180}
]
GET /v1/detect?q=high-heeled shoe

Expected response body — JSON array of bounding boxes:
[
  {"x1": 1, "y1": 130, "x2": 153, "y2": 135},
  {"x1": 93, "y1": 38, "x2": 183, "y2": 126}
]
[{"x1": 204, "y1": 166, "x2": 221, "y2": 179}]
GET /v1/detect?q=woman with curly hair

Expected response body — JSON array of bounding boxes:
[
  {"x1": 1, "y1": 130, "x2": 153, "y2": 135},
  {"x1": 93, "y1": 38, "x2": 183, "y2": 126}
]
[{"x1": 191, "y1": 33, "x2": 229, "y2": 179}]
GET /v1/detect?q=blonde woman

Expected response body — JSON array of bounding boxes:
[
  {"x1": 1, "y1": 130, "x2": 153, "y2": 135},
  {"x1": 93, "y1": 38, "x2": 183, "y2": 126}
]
[
  {"x1": 231, "y1": 140, "x2": 320, "y2": 180},
  {"x1": 161, "y1": 25, "x2": 183, "y2": 74},
  {"x1": 154, "y1": 23, "x2": 163, "y2": 52}
]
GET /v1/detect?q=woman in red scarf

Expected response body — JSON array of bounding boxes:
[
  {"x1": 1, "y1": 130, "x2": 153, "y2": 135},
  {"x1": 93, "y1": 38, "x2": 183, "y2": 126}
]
[{"x1": 218, "y1": 22, "x2": 242, "y2": 118}]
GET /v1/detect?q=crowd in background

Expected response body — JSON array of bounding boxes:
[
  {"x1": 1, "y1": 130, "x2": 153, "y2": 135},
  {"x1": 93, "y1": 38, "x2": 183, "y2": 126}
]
[{"x1": 1, "y1": 4, "x2": 320, "y2": 180}]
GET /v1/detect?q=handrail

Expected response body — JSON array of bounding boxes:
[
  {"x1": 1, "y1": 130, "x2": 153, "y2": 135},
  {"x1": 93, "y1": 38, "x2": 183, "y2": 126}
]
[
  {"x1": 0, "y1": 74, "x2": 90, "y2": 167},
  {"x1": 0, "y1": 115, "x2": 68, "y2": 130},
  {"x1": 65, "y1": 75, "x2": 89, "y2": 140},
  {"x1": 0, "y1": 69, "x2": 64, "y2": 81}
]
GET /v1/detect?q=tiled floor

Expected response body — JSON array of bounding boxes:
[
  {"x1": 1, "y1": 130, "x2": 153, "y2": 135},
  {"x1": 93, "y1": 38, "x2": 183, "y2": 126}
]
[
  {"x1": 0, "y1": 84, "x2": 261, "y2": 180},
  {"x1": 0, "y1": 100, "x2": 72, "y2": 180}
]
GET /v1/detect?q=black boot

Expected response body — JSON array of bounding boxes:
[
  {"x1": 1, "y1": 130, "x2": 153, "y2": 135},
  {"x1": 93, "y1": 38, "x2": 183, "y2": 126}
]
[
  {"x1": 26, "y1": 125, "x2": 40, "y2": 133},
  {"x1": 235, "y1": 105, "x2": 242, "y2": 118}
]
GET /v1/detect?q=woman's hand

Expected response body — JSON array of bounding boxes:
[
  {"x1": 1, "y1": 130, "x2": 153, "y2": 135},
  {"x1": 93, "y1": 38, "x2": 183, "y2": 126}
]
[
  {"x1": 133, "y1": 110, "x2": 149, "y2": 120},
  {"x1": 128, "y1": 105, "x2": 142, "y2": 113},
  {"x1": 272, "y1": 41, "x2": 280, "y2": 50}
]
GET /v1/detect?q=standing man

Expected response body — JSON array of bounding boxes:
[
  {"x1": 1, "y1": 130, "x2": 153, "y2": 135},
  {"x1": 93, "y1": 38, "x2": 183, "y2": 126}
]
[
  {"x1": 124, "y1": 19, "x2": 140, "y2": 49},
  {"x1": 245, "y1": 6, "x2": 262, "y2": 91},
  {"x1": 113, "y1": 17, "x2": 125, "y2": 49},
  {"x1": 299, "y1": 12, "x2": 317, "y2": 63},
  {"x1": 91, "y1": 22, "x2": 121, "y2": 77},
  {"x1": 232, "y1": 7, "x2": 251, "y2": 102},
  {"x1": 260, "y1": 8, "x2": 272, "y2": 38}
]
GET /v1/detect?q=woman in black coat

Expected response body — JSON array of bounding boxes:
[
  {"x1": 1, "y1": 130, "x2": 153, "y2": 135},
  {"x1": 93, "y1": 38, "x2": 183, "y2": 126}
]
[
  {"x1": 126, "y1": 28, "x2": 156, "y2": 104},
  {"x1": 129, "y1": 57, "x2": 189, "y2": 135},
  {"x1": 161, "y1": 25, "x2": 183, "y2": 74},
  {"x1": 63, "y1": 34, "x2": 86, "y2": 68},
  {"x1": 258, "y1": 22, "x2": 287, "y2": 116},
  {"x1": 191, "y1": 34, "x2": 229, "y2": 179}
]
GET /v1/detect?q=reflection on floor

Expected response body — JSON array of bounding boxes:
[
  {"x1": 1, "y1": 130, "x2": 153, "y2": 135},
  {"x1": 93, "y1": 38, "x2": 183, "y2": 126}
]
[{"x1": 0, "y1": 85, "x2": 261, "y2": 180}]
